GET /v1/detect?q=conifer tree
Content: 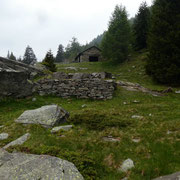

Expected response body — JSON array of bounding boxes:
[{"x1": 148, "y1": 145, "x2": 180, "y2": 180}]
[
  {"x1": 146, "y1": 0, "x2": 180, "y2": 84},
  {"x1": 133, "y1": 1, "x2": 150, "y2": 50},
  {"x1": 101, "y1": 5, "x2": 131, "y2": 63},
  {"x1": 42, "y1": 50, "x2": 57, "y2": 72},
  {"x1": 23, "y1": 45, "x2": 37, "y2": 65},
  {"x1": 9, "y1": 52, "x2": 16, "y2": 61},
  {"x1": 55, "y1": 44, "x2": 64, "y2": 63}
]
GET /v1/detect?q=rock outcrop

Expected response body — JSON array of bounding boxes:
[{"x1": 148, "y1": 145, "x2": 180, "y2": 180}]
[
  {"x1": 0, "y1": 56, "x2": 43, "y2": 98},
  {"x1": 15, "y1": 105, "x2": 69, "y2": 128},
  {"x1": 0, "y1": 71, "x2": 33, "y2": 98},
  {"x1": 0, "y1": 148, "x2": 84, "y2": 180},
  {"x1": 153, "y1": 172, "x2": 180, "y2": 180}
]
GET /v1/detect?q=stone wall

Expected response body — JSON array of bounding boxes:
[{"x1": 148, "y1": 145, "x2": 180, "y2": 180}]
[{"x1": 35, "y1": 74, "x2": 116, "y2": 100}]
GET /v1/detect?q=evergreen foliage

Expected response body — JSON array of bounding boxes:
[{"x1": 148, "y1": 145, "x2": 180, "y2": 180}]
[
  {"x1": 133, "y1": 2, "x2": 150, "y2": 50},
  {"x1": 22, "y1": 46, "x2": 37, "y2": 65},
  {"x1": 9, "y1": 52, "x2": 16, "y2": 61},
  {"x1": 146, "y1": 0, "x2": 180, "y2": 84},
  {"x1": 42, "y1": 50, "x2": 57, "y2": 72},
  {"x1": 64, "y1": 37, "x2": 82, "y2": 61},
  {"x1": 55, "y1": 44, "x2": 64, "y2": 63},
  {"x1": 101, "y1": 5, "x2": 131, "y2": 63},
  {"x1": 7, "y1": 51, "x2": 10, "y2": 59}
]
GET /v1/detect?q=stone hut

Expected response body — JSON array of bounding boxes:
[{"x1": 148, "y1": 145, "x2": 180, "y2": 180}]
[{"x1": 75, "y1": 46, "x2": 103, "y2": 63}]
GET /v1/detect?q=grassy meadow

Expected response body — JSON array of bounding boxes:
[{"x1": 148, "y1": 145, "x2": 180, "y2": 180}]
[{"x1": 0, "y1": 52, "x2": 180, "y2": 179}]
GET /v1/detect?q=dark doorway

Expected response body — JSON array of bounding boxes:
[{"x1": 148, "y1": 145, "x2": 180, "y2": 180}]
[{"x1": 89, "y1": 56, "x2": 98, "y2": 62}]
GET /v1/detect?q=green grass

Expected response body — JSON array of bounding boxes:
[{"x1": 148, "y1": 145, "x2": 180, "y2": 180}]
[{"x1": 0, "y1": 52, "x2": 180, "y2": 179}]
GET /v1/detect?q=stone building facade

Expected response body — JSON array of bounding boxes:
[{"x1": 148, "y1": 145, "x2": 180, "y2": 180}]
[{"x1": 75, "y1": 46, "x2": 103, "y2": 63}]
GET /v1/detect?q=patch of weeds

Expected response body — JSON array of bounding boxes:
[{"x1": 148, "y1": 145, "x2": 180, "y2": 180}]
[{"x1": 69, "y1": 110, "x2": 134, "y2": 130}]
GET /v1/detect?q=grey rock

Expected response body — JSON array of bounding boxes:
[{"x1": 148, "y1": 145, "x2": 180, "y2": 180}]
[
  {"x1": 0, "y1": 71, "x2": 33, "y2": 98},
  {"x1": 175, "y1": 90, "x2": 180, "y2": 94},
  {"x1": 153, "y1": 172, "x2": 180, "y2": 180},
  {"x1": 132, "y1": 138, "x2": 141, "y2": 143},
  {"x1": 119, "y1": 159, "x2": 134, "y2": 172},
  {"x1": 116, "y1": 80, "x2": 163, "y2": 97},
  {"x1": 65, "y1": 67, "x2": 78, "y2": 71},
  {"x1": 3, "y1": 133, "x2": 30, "y2": 149},
  {"x1": 0, "y1": 125, "x2": 4, "y2": 129},
  {"x1": 0, "y1": 133, "x2": 9, "y2": 140},
  {"x1": 0, "y1": 56, "x2": 43, "y2": 98},
  {"x1": 133, "y1": 100, "x2": 140, "y2": 103},
  {"x1": 0, "y1": 148, "x2": 84, "y2": 180},
  {"x1": 15, "y1": 105, "x2": 69, "y2": 128},
  {"x1": 32, "y1": 97, "x2": 36, "y2": 102},
  {"x1": 131, "y1": 115, "x2": 144, "y2": 119},
  {"x1": 51, "y1": 125, "x2": 73, "y2": 133},
  {"x1": 102, "y1": 136, "x2": 120, "y2": 142},
  {"x1": 81, "y1": 104, "x2": 87, "y2": 108}
]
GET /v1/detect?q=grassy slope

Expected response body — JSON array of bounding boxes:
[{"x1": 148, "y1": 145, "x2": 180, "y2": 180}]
[{"x1": 0, "y1": 52, "x2": 180, "y2": 180}]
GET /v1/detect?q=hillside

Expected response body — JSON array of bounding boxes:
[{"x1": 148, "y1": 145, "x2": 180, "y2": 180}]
[{"x1": 0, "y1": 52, "x2": 180, "y2": 179}]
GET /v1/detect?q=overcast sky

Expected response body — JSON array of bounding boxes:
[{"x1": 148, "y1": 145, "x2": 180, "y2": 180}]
[{"x1": 0, "y1": 0, "x2": 152, "y2": 60}]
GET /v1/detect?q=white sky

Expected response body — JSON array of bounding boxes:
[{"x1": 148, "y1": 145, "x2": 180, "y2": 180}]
[{"x1": 0, "y1": 0, "x2": 153, "y2": 60}]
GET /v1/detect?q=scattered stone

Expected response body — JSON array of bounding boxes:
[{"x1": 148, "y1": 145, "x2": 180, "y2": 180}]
[
  {"x1": 116, "y1": 80, "x2": 163, "y2": 97},
  {"x1": 133, "y1": 100, "x2": 140, "y2": 103},
  {"x1": 32, "y1": 97, "x2": 36, "y2": 102},
  {"x1": 149, "y1": 113, "x2": 152, "y2": 116},
  {"x1": 152, "y1": 171, "x2": 180, "y2": 180},
  {"x1": 15, "y1": 105, "x2": 69, "y2": 128},
  {"x1": 0, "y1": 148, "x2": 84, "y2": 180},
  {"x1": 81, "y1": 104, "x2": 87, "y2": 108},
  {"x1": 162, "y1": 87, "x2": 173, "y2": 93},
  {"x1": 175, "y1": 90, "x2": 180, "y2": 94},
  {"x1": 64, "y1": 67, "x2": 78, "y2": 71},
  {"x1": 123, "y1": 102, "x2": 127, "y2": 105},
  {"x1": 102, "y1": 136, "x2": 120, "y2": 142},
  {"x1": 51, "y1": 125, "x2": 73, "y2": 133},
  {"x1": 131, "y1": 115, "x2": 144, "y2": 120},
  {"x1": 3, "y1": 133, "x2": 30, "y2": 149},
  {"x1": 0, "y1": 125, "x2": 4, "y2": 129},
  {"x1": 119, "y1": 159, "x2": 134, "y2": 172},
  {"x1": 79, "y1": 67, "x2": 88, "y2": 70},
  {"x1": 132, "y1": 66, "x2": 136, "y2": 68},
  {"x1": 167, "y1": 130, "x2": 173, "y2": 135},
  {"x1": 132, "y1": 138, "x2": 141, "y2": 143},
  {"x1": 121, "y1": 178, "x2": 128, "y2": 180},
  {"x1": 0, "y1": 133, "x2": 9, "y2": 140},
  {"x1": 59, "y1": 135, "x2": 66, "y2": 138}
]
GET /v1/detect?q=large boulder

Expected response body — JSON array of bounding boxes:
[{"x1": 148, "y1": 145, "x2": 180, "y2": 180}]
[
  {"x1": 15, "y1": 105, "x2": 69, "y2": 128},
  {"x1": 0, "y1": 149, "x2": 84, "y2": 180},
  {"x1": 0, "y1": 56, "x2": 44, "y2": 98},
  {"x1": 0, "y1": 71, "x2": 33, "y2": 98},
  {"x1": 153, "y1": 172, "x2": 180, "y2": 180}
]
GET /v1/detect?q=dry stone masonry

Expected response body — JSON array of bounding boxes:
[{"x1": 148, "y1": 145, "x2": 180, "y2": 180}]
[{"x1": 35, "y1": 72, "x2": 116, "y2": 100}]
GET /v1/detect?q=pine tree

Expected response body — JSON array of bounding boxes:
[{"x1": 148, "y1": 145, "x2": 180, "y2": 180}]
[
  {"x1": 7, "y1": 51, "x2": 10, "y2": 59},
  {"x1": 101, "y1": 5, "x2": 131, "y2": 63},
  {"x1": 55, "y1": 44, "x2": 64, "y2": 63},
  {"x1": 9, "y1": 52, "x2": 16, "y2": 61},
  {"x1": 23, "y1": 45, "x2": 37, "y2": 65},
  {"x1": 133, "y1": 1, "x2": 150, "y2": 50},
  {"x1": 64, "y1": 37, "x2": 82, "y2": 61},
  {"x1": 42, "y1": 50, "x2": 57, "y2": 72},
  {"x1": 146, "y1": 0, "x2": 180, "y2": 84}
]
